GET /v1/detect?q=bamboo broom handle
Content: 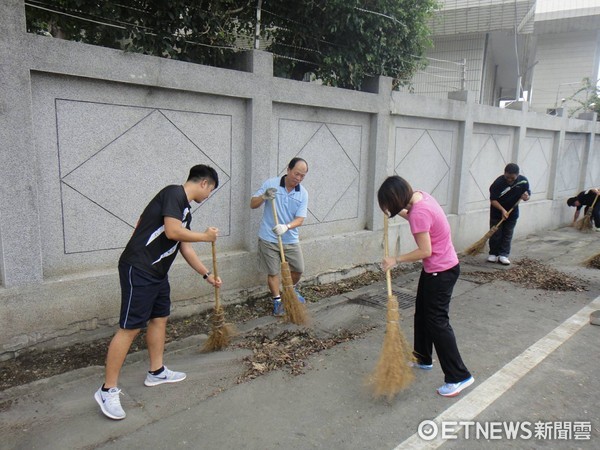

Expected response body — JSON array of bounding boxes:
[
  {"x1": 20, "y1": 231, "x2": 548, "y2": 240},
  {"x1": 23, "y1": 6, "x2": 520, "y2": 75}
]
[
  {"x1": 271, "y1": 196, "x2": 287, "y2": 263},
  {"x1": 590, "y1": 194, "x2": 599, "y2": 210},
  {"x1": 384, "y1": 215, "x2": 393, "y2": 298},
  {"x1": 211, "y1": 242, "x2": 220, "y2": 310},
  {"x1": 493, "y1": 199, "x2": 522, "y2": 229}
]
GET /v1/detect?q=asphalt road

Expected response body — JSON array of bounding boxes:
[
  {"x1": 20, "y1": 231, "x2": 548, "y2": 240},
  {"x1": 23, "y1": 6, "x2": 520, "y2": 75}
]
[{"x1": 1, "y1": 227, "x2": 599, "y2": 449}]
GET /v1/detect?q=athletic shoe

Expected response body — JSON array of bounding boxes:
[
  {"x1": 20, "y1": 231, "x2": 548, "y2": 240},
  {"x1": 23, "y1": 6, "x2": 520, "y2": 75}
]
[
  {"x1": 410, "y1": 361, "x2": 433, "y2": 370},
  {"x1": 595, "y1": 228, "x2": 600, "y2": 232},
  {"x1": 94, "y1": 386, "x2": 126, "y2": 420},
  {"x1": 294, "y1": 289, "x2": 306, "y2": 303},
  {"x1": 498, "y1": 256, "x2": 511, "y2": 265},
  {"x1": 487, "y1": 255, "x2": 498, "y2": 263},
  {"x1": 144, "y1": 366, "x2": 186, "y2": 387},
  {"x1": 273, "y1": 299, "x2": 284, "y2": 316},
  {"x1": 437, "y1": 376, "x2": 475, "y2": 397}
]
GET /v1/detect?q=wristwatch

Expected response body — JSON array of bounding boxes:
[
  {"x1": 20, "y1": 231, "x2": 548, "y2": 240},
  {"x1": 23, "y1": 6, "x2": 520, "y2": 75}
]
[{"x1": 203, "y1": 271, "x2": 211, "y2": 280}]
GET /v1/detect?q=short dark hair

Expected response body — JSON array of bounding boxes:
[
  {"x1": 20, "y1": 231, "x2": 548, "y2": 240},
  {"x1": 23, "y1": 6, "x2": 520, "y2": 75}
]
[
  {"x1": 504, "y1": 163, "x2": 520, "y2": 175},
  {"x1": 567, "y1": 197, "x2": 577, "y2": 207},
  {"x1": 187, "y1": 164, "x2": 219, "y2": 189},
  {"x1": 377, "y1": 176, "x2": 413, "y2": 218},
  {"x1": 288, "y1": 157, "x2": 308, "y2": 171}
]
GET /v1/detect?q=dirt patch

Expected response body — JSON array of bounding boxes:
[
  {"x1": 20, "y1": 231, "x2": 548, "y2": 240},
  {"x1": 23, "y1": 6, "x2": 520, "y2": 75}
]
[
  {"x1": 0, "y1": 299, "x2": 271, "y2": 393},
  {"x1": 584, "y1": 253, "x2": 600, "y2": 270},
  {"x1": 464, "y1": 258, "x2": 587, "y2": 291},
  {"x1": 0, "y1": 267, "x2": 407, "y2": 392}
]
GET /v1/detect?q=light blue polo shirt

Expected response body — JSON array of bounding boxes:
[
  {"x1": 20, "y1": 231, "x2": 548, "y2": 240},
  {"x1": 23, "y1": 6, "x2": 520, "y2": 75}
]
[{"x1": 254, "y1": 176, "x2": 308, "y2": 244}]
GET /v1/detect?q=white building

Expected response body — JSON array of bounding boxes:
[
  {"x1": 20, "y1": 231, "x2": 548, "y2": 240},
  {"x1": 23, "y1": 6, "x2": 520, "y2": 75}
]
[{"x1": 408, "y1": 0, "x2": 600, "y2": 116}]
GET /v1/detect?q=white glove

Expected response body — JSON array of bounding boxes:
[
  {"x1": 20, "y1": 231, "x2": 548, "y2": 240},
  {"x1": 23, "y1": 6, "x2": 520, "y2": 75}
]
[
  {"x1": 272, "y1": 224, "x2": 289, "y2": 235},
  {"x1": 261, "y1": 188, "x2": 277, "y2": 200}
]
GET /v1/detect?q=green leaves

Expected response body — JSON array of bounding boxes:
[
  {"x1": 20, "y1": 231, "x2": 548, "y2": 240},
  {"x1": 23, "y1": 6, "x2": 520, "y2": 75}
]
[
  {"x1": 26, "y1": 0, "x2": 255, "y2": 67},
  {"x1": 264, "y1": 0, "x2": 437, "y2": 89},
  {"x1": 25, "y1": 0, "x2": 437, "y2": 88},
  {"x1": 564, "y1": 77, "x2": 600, "y2": 118}
]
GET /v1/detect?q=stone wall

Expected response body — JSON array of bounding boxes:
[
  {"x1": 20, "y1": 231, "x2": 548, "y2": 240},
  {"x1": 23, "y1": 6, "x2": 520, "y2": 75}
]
[{"x1": 1, "y1": 0, "x2": 599, "y2": 359}]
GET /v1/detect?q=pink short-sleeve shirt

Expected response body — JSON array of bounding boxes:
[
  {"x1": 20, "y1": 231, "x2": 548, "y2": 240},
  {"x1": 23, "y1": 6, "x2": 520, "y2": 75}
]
[{"x1": 407, "y1": 192, "x2": 459, "y2": 273}]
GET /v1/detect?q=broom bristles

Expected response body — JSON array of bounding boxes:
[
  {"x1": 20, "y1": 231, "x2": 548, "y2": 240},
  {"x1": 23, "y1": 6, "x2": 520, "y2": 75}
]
[
  {"x1": 462, "y1": 225, "x2": 499, "y2": 256},
  {"x1": 201, "y1": 306, "x2": 236, "y2": 352},
  {"x1": 575, "y1": 193, "x2": 598, "y2": 232},
  {"x1": 366, "y1": 296, "x2": 414, "y2": 400},
  {"x1": 462, "y1": 237, "x2": 488, "y2": 256},
  {"x1": 280, "y1": 261, "x2": 309, "y2": 325},
  {"x1": 574, "y1": 214, "x2": 594, "y2": 232}
]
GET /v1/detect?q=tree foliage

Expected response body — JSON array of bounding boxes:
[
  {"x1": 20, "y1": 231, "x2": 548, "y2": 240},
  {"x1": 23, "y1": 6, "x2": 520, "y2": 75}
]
[
  {"x1": 25, "y1": 0, "x2": 438, "y2": 90},
  {"x1": 262, "y1": 0, "x2": 438, "y2": 89},
  {"x1": 26, "y1": 0, "x2": 255, "y2": 67}
]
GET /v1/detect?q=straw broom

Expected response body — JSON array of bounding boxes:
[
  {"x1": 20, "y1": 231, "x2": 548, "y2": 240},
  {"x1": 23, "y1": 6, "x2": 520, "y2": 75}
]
[
  {"x1": 201, "y1": 242, "x2": 236, "y2": 352},
  {"x1": 574, "y1": 194, "x2": 599, "y2": 232},
  {"x1": 462, "y1": 200, "x2": 521, "y2": 256},
  {"x1": 271, "y1": 196, "x2": 309, "y2": 325},
  {"x1": 367, "y1": 214, "x2": 414, "y2": 400}
]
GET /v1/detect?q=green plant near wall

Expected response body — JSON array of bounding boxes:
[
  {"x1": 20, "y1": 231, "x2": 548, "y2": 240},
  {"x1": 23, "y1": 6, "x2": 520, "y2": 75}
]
[
  {"x1": 564, "y1": 77, "x2": 600, "y2": 119},
  {"x1": 25, "y1": 0, "x2": 256, "y2": 68},
  {"x1": 25, "y1": 0, "x2": 438, "y2": 90},
  {"x1": 262, "y1": 0, "x2": 438, "y2": 90}
]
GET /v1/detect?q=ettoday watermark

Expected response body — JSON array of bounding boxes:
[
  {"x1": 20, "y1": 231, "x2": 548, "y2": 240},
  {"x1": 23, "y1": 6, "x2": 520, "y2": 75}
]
[{"x1": 417, "y1": 420, "x2": 592, "y2": 441}]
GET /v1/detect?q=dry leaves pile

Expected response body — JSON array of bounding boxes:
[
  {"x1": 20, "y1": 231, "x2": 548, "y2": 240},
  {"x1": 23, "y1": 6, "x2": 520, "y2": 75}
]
[
  {"x1": 585, "y1": 253, "x2": 600, "y2": 270},
  {"x1": 236, "y1": 328, "x2": 371, "y2": 383},
  {"x1": 466, "y1": 258, "x2": 586, "y2": 291},
  {"x1": 0, "y1": 268, "x2": 393, "y2": 392}
]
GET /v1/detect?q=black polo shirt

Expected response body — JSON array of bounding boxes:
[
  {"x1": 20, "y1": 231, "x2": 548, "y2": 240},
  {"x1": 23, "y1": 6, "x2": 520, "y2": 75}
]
[
  {"x1": 574, "y1": 190, "x2": 598, "y2": 210},
  {"x1": 489, "y1": 174, "x2": 530, "y2": 219},
  {"x1": 119, "y1": 185, "x2": 191, "y2": 278}
]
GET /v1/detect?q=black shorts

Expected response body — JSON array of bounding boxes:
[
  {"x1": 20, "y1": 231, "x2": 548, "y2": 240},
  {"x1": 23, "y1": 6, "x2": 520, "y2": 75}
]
[{"x1": 118, "y1": 262, "x2": 171, "y2": 329}]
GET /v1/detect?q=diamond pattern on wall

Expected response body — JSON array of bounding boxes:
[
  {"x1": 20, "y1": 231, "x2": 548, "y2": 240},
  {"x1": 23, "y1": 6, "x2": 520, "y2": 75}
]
[
  {"x1": 61, "y1": 184, "x2": 133, "y2": 253},
  {"x1": 557, "y1": 137, "x2": 583, "y2": 194},
  {"x1": 521, "y1": 136, "x2": 551, "y2": 195},
  {"x1": 277, "y1": 120, "x2": 361, "y2": 224},
  {"x1": 56, "y1": 100, "x2": 153, "y2": 175},
  {"x1": 57, "y1": 101, "x2": 232, "y2": 254},
  {"x1": 394, "y1": 128, "x2": 452, "y2": 206},
  {"x1": 467, "y1": 133, "x2": 511, "y2": 203}
]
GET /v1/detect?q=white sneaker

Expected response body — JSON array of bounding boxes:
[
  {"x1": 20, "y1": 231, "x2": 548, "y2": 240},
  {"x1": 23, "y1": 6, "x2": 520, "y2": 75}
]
[
  {"x1": 144, "y1": 366, "x2": 186, "y2": 387},
  {"x1": 94, "y1": 387, "x2": 126, "y2": 420},
  {"x1": 498, "y1": 256, "x2": 511, "y2": 265},
  {"x1": 487, "y1": 255, "x2": 498, "y2": 263},
  {"x1": 437, "y1": 376, "x2": 475, "y2": 397}
]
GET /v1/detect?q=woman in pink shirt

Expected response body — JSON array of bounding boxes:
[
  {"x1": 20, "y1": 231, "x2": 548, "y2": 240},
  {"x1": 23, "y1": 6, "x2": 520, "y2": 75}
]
[{"x1": 378, "y1": 176, "x2": 474, "y2": 398}]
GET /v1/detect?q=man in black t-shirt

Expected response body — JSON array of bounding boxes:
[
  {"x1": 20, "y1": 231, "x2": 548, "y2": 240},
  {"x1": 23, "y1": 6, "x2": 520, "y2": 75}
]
[
  {"x1": 95, "y1": 165, "x2": 222, "y2": 420},
  {"x1": 487, "y1": 163, "x2": 531, "y2": 265},
  {"x1": 567, "y1": 188, "x2": 600, "y2": 230}
]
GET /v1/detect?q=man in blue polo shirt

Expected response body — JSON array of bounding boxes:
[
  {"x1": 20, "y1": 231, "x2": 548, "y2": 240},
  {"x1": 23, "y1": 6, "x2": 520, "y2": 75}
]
[{"x1": 250, "y1": 158, "x2": 309, "y2": 315}]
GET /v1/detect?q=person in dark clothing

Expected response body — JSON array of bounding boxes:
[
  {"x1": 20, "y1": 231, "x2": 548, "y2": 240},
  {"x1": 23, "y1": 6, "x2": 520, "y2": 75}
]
[
  {"x1": 567, "y1": 188, "x2": 600, "y2": 231},
  {"x1": 488, "y1": 163, "x2": 531, "y2": 265},
  {"x1": 95, "y1": 165, "x2": 222, "y2": 420}
]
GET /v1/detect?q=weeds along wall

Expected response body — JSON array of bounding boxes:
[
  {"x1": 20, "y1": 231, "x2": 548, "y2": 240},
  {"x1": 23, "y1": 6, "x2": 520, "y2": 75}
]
[{"x1": 1, "y1": 0, "x2": 599, "y2": 359}]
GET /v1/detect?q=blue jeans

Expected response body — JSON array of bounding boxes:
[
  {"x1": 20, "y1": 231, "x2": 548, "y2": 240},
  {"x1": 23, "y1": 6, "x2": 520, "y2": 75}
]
[{"x1": 488, "y1": 217, "x2": 517, "y2": 257}]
